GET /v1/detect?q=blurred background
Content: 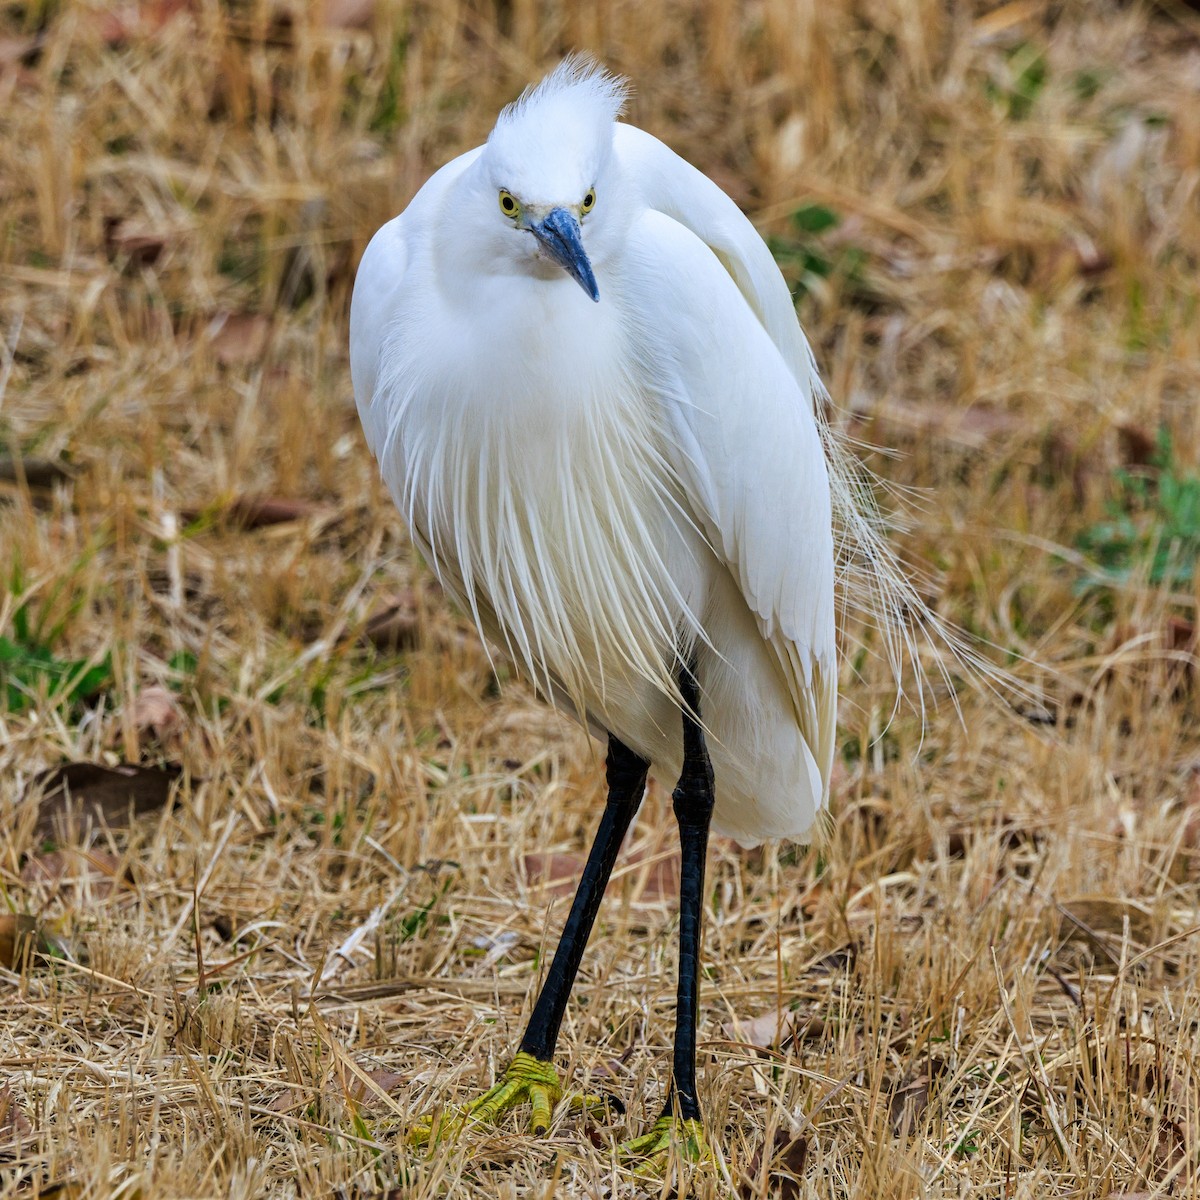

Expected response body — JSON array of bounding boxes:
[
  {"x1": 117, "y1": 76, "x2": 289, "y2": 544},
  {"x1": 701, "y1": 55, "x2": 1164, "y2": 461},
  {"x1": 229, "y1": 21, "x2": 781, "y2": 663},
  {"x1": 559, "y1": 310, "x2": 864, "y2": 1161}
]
[{"x1": 1, "y1": 2, "x2": 1199, "y2": 1197}]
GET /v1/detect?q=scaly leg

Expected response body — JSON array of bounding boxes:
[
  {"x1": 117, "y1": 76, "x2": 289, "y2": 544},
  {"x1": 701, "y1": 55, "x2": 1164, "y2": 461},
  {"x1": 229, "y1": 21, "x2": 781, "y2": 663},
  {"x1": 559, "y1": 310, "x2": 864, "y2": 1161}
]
[
  {"x1": 411, "y1": 736, "x2": 649, "y2": 1145},
  {"x1": 621, "y1": 660, "x2": 714, "y2": 1166}
]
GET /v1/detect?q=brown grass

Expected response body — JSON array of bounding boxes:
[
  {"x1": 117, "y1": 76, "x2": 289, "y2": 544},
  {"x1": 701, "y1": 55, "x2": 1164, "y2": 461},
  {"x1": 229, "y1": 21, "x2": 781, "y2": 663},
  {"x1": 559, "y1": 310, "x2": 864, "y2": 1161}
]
[{"x1": 2, "y1": 1, "x2": 1199, "y2": 1196}]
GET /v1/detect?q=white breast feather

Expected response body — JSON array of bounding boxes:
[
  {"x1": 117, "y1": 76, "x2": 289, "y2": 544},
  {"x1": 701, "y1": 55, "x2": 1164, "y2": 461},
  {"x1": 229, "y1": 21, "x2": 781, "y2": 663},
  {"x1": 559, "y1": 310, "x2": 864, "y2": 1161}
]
[{"x1": 374, "y1": 285, "x2": 705, "y2": 725}]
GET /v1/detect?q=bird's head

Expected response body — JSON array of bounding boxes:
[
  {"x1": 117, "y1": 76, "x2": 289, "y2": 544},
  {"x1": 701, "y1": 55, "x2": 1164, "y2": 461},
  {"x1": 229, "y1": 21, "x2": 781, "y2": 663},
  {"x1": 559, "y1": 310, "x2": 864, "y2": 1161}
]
[{"x1": 470, "y1": 57, "x2": 629, "y2": 303}]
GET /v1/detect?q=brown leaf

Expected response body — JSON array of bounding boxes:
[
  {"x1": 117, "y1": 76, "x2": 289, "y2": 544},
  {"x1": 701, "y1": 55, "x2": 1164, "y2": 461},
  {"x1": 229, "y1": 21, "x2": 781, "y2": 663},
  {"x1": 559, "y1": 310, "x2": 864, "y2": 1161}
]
[
  {"x1": 725, "y1": 1008, "x2": 791, "y2": 1049},
  {"x1": 269, "y1": 1068, "x2": 403, "y2": 1119},
  {"x1": 972, "y1": 0, "x2": 1047, "y2": 43},
  {"x1": 21, "y1": 849, "x2": 131, "y2": 898},
  {"x1": 129, "y1": 685, "x2": 183, "y2": 742},
  {"x1": 181, "y1": 495, "x2": 324, "y2": 529},
  {"x1": 103, "y1": 216, "x2": 168, "y2": 267},
  {"x1": 89, "y1": 1, "x2": 192, "y2": 47},
  {"x1": 0, "y1": 915, "x2": 49, "y2": 971},
  {"x1": 1117, "y1": 422, "x2": 1158, "y2": 467},
  {"x1": 739, "y1": 1129, "x2": 809, "y2": 1199},
  {"x1": 1152, "y1": 1118, "x2": 1187, "y2": 1180},
  {"x1": 267, "y1": 1086, "x2": 306, "y2": 1115},
  {"x1": 805, "y1": 946, "x2": 855, "y2": 976},
  {"x1": 624, "y1": 844, "x2": 680, "y2": 902},
  {"x1": 888, "y1": 1075, "x2": 930, "y2": 1135},
  {"x1": 361, "y1": 589, "x2": 421, "y2": 652},
  {"x1": 0, "y1": 456, "x2": 74, "y2": 491},
  {"x1": 226, "y1": 494, "x2": 323, "y2": 527},
  {"x1": 723, "y1": 1008, "x2": 824, "y2": 1050},
  {"x1": 349, "y1": 1068, "x2": 404, "y2": 1108},
  {"x1": 1167, "y1": 616, "x2": 1195, "y2": 654},
  {"x1": 0, "y1": 34, "x2": 43, "y2": 71},
  {"x1": 27, "y1": 762, "x2": 183, "y2": 842},
  {"x1": 1059, "y1": 894, "x2": 1157, "y2": 944},
  {"x1": 205, "y1": 312, "x2": 270, "y2": 365},
  {"x1": 864, "y1": 400, "x2": 1025, "y2": 450},
  {"x1": 0, "y1": 1084, "x2": 34, "y2": 1151},
  {"x1": 523, "y1": 853, "x2": 584, "y2": 897},
  {"x1": 321, "y1": 0, "x2": 377, "y2": 28}
]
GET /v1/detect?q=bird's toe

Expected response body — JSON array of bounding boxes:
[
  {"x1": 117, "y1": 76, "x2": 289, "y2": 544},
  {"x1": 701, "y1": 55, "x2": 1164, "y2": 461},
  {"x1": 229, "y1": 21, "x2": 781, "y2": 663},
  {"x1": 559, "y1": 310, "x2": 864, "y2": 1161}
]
[
  {"x1": 618, "y1": 1114, "x2": 709, "y2": 1173},
  {"x1": 408, "y1": 1051, "x2": 566, "y2": 1147}
]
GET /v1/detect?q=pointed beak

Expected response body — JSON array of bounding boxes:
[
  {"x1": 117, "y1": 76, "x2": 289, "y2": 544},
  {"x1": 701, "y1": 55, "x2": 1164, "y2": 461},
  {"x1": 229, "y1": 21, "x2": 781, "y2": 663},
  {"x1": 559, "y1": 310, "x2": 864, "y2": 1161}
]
[{"x1": 528, "y1": 207, "x2": 599, "y2": 302}]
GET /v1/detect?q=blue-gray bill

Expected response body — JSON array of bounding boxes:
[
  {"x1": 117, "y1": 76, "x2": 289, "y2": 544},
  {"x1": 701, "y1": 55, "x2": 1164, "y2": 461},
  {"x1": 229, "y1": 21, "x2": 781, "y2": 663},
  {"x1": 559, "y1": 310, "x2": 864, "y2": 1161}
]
[{"x1": 529, "y1": 207, "x2": 600, "y2": 301}]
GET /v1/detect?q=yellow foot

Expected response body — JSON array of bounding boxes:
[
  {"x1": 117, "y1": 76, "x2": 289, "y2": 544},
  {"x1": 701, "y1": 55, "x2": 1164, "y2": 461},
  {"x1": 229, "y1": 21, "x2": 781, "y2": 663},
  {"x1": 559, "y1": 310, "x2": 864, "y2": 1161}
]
[
  {"x1": 619, "y1": 1114, "x2": 710, "y2": 1172},
  {"x1": 409, "y1": 1052, "x2": 612, "y2": 1147}
]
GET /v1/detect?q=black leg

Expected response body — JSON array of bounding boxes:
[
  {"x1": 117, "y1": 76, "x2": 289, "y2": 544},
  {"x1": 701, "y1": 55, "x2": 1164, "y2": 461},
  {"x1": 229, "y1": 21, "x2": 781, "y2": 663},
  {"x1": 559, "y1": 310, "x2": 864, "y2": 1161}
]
[
  {"x1": 519, "y1": 735, "x2": 650, "y2": 1063},
  {"x1": 663, "y1": 661, "x2": 715, "y2": 1123}
]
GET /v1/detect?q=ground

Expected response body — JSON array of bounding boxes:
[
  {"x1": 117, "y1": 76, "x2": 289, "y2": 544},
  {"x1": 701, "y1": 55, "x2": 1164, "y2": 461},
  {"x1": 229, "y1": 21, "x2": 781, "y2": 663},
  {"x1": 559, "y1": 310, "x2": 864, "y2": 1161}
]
[{"x1": 1, "y1": 2, "x2": 1199, "y2": 1197}]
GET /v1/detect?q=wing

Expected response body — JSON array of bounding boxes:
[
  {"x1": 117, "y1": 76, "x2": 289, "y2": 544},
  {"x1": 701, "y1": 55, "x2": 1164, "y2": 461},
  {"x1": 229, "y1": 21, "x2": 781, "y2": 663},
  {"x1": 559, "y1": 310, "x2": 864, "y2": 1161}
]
[
  {"x1": 616, "y1": 128, "x2": 837, "y2": 797},
  {"x1": 350, "y1": 147, "x2": 483, "y2": 460},
  {"x1": 350, "y1": 212, "x2": 409, "y2": 460},
  {"x1": 615, "y1": 124, "x2": 825, "y2": 403}
]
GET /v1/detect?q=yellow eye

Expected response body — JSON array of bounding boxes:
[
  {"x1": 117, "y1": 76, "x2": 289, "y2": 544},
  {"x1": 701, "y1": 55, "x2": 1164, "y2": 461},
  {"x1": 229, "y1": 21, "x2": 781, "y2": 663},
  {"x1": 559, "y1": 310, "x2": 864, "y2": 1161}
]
[
  {"x1": 581, "y1": 187, "x2": 597, "y2": 215},
  {"x1": 499, "y1": 190, "x2": 520, "y2": 219}
]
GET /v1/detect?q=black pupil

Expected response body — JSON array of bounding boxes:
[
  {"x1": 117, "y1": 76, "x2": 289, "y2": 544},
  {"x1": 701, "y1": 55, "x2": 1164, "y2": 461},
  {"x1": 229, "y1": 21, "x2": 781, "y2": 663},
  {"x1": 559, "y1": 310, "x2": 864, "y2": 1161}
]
[
  {"x1": 503, "y1": 196, "x2": 514, "y2": 211},
  {"x1": 585, "y1": 193, "x2": 593, "y2": 206}
]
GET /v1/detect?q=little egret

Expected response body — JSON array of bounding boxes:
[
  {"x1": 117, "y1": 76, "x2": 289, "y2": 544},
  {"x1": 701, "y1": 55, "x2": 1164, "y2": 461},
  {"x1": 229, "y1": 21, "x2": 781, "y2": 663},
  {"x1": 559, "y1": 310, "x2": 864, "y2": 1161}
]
[{"x1": 350, "y1": 57, "x2": 870, "y2": 1161}]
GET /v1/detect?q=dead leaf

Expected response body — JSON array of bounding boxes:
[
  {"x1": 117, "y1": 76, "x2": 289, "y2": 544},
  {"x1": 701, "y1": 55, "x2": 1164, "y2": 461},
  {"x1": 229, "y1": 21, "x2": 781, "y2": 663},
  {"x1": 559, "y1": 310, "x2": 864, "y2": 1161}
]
[
  {"x1": 269, "y1": 1067, "x2": 403, "y2": 1119},
  {"x1": 27, "y1": 762, "x2": 184, "y2": 842},
  {"x1": 103, "y1": 216, "x2": 168, "y2": 267},
  {"x1": 972, "y1": 0, "x2": 1047, "y2": 43},
  {"x1": 89, "y1": 1, "x2": 192, "y2": 47},
  {"x1": 204, "y1": 312, "x2": 270, "y2": 365},
  {"x1": 888, "y1": 1074, "x2": 930, "y2": 1135},
  {"x1": 1117, "y1": 422, "x2": 1158, "y2": 467},
  {"x1": 180, "y1": 495, "x2": 324, "y2": 529},
  {"x1": 0, "y1": 915, "x2": 49, "y2": 971},
  {"x1": 863, "y1": 400, "x2": 1026, "y2": 450},
  {"x1": 349, "y1": 1068, "x2": 404, "y2": 1108},
  {"x1": 321, "y1": 0, "x2": 377, "y2": 28},
  {"x1": 1059, "y1": 894, "x2": 1158, "y2": 945},
  {"x1": 226, "y1": 495, "x2": 323, "y2": 527},
  {"x1": 624, "y1": 843, "x2": 680, "y2": 902},
  {"x1": 723, "y1": 1008, "x2": 823, "y2": 1050},
  {"x1": 739, "y1": 1129, "x2": 809, "y2": 1199},
  {"x1": 267, "y1": 1086, "x2": 306, "y2": 1115},
  {"x1": 0, "y1": 34, "x2": 43, "y2": 71},
  {"x1": 1152, "y1": 1118, "x2": 1187, "y2": 1180},
  {"x1": 1168, "y1": 616, "x2": 1195, "y2": 654},
  {"x1": 361, "y1": 589, "x2": 421, "y2": 652},
  {"x1": 21, "y1": 848, "x2": 131, "y2": 898},
  {"x1": 805, "y1": 946, "x2": 855, "y2": 976},
  {"x1": 129, "y1": 685, "x2": 183, "y2": 742},
  {"x1": 0, "y1": 456, "x2": 74, "y2": 491},
  {"x1": 725, "y1": 1009, "x2": 791, "y2": 1049},
  {"x1": 0, "y1": 1084, "x2": 33, "y2": 1152},
  {"x1": 523, "y1": 853, "x2": 584, "y2": 897}
]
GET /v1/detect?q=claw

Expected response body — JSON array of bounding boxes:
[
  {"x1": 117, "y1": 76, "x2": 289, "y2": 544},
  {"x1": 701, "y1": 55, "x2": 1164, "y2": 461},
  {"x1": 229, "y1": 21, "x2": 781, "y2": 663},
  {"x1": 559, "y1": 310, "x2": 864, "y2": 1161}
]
[
  {"x1": 409, "y1": 1052, "x2": 613, "y2": 1147},
  {"x1": 618, "y1": 1114, "x2": 710, "y2": 1173}
]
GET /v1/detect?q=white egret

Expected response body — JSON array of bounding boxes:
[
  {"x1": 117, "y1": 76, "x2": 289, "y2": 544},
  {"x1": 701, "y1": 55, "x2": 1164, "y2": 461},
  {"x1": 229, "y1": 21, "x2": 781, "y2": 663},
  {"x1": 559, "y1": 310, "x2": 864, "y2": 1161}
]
[{"x1": 350, "y1": 56, "x2": 887, "y2": 1161}]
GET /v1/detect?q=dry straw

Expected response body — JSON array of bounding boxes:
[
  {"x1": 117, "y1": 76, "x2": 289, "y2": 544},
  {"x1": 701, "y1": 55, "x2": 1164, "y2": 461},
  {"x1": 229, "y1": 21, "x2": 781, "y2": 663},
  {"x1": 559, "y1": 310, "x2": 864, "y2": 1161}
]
[{"x1": 1, "y1": 1, "x2": 1198, "y2": 1197}]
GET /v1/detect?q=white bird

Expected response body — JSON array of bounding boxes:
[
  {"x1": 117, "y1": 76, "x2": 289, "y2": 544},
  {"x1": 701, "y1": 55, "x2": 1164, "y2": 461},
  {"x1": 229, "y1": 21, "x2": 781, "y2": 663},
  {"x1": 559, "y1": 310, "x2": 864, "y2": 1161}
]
[{"x1": 350, "y1": 56, "x2": 863, "y2": 1162}]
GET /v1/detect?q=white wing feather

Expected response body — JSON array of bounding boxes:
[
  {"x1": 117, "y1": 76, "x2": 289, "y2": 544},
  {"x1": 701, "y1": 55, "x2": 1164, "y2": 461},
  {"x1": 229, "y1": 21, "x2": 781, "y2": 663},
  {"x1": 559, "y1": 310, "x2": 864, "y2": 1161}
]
[
  {"x1": 616, "y1": 126, "x2": 838, "y2": 797},
  {"x1": 616, "y1": 125, "x2": 961, "y2": 716},
  {"x1": 350, "y1": 148, "x2": 482, "y2": 463}
]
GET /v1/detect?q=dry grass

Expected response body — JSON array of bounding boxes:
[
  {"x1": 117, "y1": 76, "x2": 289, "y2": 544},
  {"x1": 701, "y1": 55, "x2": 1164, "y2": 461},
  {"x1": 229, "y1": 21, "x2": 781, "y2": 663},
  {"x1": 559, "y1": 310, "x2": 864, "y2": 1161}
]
[{"x1": 2, "y1": 1, "x2": 1200, "y2": 1196}]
